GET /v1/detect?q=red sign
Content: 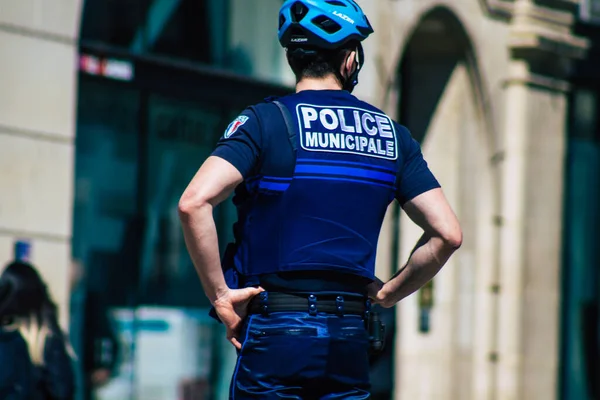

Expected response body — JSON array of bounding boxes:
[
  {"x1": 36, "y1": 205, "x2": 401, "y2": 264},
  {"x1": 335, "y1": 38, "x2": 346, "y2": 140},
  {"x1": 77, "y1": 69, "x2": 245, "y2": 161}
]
[{"x1": 79, "y1": 54, "x2": 134, "y2": 81}]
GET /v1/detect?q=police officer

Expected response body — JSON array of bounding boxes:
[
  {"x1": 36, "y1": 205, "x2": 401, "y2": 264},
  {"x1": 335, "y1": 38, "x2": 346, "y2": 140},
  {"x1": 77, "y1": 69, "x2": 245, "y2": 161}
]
[{"x1": 179, "y1": 0, "x2": 462, "y2": 398}]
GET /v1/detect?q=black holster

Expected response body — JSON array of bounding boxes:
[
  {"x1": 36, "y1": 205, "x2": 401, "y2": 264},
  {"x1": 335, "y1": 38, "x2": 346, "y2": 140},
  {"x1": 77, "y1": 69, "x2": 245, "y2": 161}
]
[{"x1": 367, "y1": 311, "x2": 386, "y2": 355}]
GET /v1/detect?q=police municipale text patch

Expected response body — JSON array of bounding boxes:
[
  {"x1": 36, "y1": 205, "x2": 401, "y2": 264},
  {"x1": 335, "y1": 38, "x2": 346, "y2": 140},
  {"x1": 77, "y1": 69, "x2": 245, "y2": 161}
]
[
  {"x1": 296, "y1": 104, "x2": 398, "y2": 161},
  {"x1": 223, "y1": 115, "x2": 249, "y2": 139}
]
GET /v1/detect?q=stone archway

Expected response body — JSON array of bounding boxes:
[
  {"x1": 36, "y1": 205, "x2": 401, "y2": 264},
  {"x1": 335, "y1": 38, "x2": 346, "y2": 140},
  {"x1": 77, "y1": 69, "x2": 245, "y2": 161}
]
[{"x1": 393, "y1": 7, "x2": 499, "y2": 400}]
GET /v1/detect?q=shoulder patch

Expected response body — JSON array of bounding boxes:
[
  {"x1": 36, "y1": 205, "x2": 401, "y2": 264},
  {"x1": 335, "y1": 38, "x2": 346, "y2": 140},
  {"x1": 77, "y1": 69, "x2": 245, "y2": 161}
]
[{"x1": 224, "y1": 115, "x2": 250, "y2": 139}]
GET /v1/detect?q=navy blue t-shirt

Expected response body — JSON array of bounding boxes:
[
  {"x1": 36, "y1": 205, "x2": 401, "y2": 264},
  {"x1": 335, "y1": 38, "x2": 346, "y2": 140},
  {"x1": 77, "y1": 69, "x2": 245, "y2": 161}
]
[{"x1": 212, "y1": 90, "x2": 440, "y2": 293}]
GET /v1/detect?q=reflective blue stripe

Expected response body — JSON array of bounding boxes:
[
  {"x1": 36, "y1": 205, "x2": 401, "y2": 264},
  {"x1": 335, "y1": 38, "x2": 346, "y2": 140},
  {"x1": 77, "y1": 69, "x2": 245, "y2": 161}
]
[
  {"x1": 295, "y1": 165, "x2": 395, "y2": 183},
  {"x1": 294, "y1": 175, "x2": 394, "y2": 190},
  {"x1": 262, "y1": 176, "x2": 293, "y2": 182},
  {"x1": 296, "y1": 158, "x2": 397, "y2": 173},
  {"x1": 259, "y1": 181, "x2": 291, "y2": 191}
]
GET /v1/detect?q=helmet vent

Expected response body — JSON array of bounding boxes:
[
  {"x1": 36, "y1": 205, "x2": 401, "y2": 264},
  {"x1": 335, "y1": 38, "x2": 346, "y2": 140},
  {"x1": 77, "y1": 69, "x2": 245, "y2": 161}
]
[
  {"x1": 291, "y1": 2, "x2": 309, "y2": 23},
  {"x1": 279, "y1": 14, "x2": 286, "y2": 29},
  {"x1": 312, "y1": 15, "x2": 342, "y2": 34},
  {"x1": 325, "y1": 0, "x2": 348, "y2": 6},
  {"x1": 346, "y1": 0, "x2": 360, "y2": 11}
]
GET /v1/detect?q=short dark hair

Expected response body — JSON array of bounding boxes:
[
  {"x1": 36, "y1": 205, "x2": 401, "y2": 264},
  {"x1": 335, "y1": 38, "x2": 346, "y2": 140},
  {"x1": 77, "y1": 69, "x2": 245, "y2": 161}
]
[{"x1": 286, "y1": 45, "x2": 355, "y2": 84}]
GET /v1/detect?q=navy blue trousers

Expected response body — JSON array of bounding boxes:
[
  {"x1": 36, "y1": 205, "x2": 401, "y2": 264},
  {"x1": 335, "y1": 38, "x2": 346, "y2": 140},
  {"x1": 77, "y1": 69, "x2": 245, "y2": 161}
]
[{"x1": 230, "y1": 312, "x2": 371, "y2": 399}]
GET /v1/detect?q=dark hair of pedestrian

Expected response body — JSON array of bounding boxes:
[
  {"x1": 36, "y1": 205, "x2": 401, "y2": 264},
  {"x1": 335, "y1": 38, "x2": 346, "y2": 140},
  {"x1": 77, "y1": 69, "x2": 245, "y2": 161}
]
[{"x1": 0, "y1": 261, "x2": 67, "y2": 365}]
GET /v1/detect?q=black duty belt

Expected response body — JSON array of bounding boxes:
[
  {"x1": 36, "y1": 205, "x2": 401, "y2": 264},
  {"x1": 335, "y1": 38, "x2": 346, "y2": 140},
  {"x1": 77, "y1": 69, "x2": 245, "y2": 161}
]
[{"x1": 248, "y1": 292, "x2": 369, "y2": 316}]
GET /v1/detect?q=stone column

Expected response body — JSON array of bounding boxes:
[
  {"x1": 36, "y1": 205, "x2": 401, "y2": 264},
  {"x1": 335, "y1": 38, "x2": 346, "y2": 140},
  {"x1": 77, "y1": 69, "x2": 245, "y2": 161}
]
[
  {"x1": 496, "y1": 1, "x2": 588, "y2": 399},
  {"x1": 0, "y1": 0, "x2": 81, "y2": 328}
]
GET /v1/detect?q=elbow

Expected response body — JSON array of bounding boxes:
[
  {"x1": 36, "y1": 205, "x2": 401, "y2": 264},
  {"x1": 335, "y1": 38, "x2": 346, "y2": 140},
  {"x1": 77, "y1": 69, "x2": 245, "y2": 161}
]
[
  {"x1": 178, "y1": 191, "x2": 209, "y2": 220},
  {"x1": 441, "y1": 227, "x2": 463, "y2": 251},
  {"x1": 177, "y1": 196, "x2": 194, "y2": 219}
]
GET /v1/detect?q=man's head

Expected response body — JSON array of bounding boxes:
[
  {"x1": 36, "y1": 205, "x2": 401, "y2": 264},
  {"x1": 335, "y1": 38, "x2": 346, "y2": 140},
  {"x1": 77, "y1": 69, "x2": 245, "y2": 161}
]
[{"x1": 278, "y1": 0, "x2": 374, "y2": 92}]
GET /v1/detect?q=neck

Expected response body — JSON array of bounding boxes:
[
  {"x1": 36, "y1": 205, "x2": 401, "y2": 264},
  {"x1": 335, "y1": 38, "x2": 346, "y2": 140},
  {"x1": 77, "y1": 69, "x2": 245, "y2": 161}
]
[{"x1": 296, "y1": 76, "x2": 343, "y2": 93}]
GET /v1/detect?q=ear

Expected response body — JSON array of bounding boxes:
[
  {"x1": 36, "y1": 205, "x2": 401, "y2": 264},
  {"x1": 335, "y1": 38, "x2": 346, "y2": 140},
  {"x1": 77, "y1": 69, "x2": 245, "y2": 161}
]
[{"x1": 341, "y1": 50, "x2": 358, "y2": 79}]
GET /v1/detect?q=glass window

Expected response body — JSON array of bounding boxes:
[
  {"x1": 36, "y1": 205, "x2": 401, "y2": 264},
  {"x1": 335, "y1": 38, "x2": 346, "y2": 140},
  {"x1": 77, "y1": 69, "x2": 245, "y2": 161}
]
[
  {"x1": 80, "y1": 0, "x2": 295, "y2": 85},
  {"x1": 72, "y1": 81, "x2": 242, "y2": 400},
  {"x1": 72, "y1": 78, "x2": 141, "y2": 305},
  {"x1": 133, "y1": 94, "x2": 238, "y2": 400},
  {"x1": 71, "y1": 78, "x2": 142, "y2": 400},
  {"x1": 562, "y1": 87, "x2": 600, "y2": 400},
  {"x1": 72, "y1": 50, "x2": 291, "y2": 397},
  {"x1": 144, "y1": 0, "x2": 227, "y2": 64},
  {"x1": 80, "y1": 0, "x2": 147, "y2": 49},
  {"x1": 570, "y1": 88, "x2": 600, "y2": 140},
  {"x1": 579, "y1": 0, "x2": 600, "y2": 23},
  {"x1": 139, "y1": 94, "x2": 230, "y2": 307},
  {"x1": 227, "y1": 0, "x2": 294, "y2": 83}
]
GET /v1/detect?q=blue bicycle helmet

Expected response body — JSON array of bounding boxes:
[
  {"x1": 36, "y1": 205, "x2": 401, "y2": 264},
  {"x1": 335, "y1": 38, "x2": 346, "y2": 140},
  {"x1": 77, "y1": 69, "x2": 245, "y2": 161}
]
[{"x1": 278, "y1": 0, "x2": 374, "y2": 50}]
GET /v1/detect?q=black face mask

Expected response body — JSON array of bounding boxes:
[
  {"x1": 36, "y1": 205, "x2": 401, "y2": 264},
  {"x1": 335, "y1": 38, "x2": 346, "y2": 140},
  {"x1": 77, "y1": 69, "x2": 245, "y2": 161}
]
[{"x1": 342, "y1": 43, "x2": 365, "y2": 94}]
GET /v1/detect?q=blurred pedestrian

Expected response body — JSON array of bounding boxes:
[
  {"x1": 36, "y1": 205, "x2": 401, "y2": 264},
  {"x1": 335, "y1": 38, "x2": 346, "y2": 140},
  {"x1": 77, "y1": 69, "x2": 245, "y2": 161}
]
[
  {"x1": 0, "y1": 277, "x2": 34, "y2": 399},
  {"x1": 0, "y1": 261, "x2": 75, "y2": 400}
]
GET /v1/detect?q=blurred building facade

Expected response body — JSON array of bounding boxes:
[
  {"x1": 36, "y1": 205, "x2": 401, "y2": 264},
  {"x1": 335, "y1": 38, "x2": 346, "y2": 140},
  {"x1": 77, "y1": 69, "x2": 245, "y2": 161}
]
[
  {"x1": 358, "y1": 0, "x2": 599, "y2": 399},
  {"x1": 0, "y1": 0, "x2": 599, "y2": 399}
]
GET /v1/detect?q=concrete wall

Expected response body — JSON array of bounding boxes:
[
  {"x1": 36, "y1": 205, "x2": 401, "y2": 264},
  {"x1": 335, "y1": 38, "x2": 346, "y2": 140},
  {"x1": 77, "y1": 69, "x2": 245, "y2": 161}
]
[
  {"x1": 0, "y1": 0, "x2": 81, "y2": 328},
  {"x1": 365, "y1": 0, "x2": 587, "y2": 399},
  {"x1": 361, "y1": 1, "x2": 505, "y2": 398},
  {"x1": 396, "y1": 59, "x2": 496, "y2": 400}
]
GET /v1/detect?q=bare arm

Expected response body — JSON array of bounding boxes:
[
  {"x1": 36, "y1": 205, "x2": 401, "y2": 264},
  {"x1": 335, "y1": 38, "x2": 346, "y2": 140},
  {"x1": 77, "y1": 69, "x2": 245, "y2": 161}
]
[
  {"x1": 373, "y1": 188, "x2": 462, "y2": 307},
  {"x1": 178, "y1": 156, "x2": 243, "y2": 304}
]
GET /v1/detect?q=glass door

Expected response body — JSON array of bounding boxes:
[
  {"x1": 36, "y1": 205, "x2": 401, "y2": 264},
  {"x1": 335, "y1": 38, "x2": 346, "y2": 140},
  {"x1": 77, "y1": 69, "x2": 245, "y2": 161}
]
[
  {"x1": 72, "y1": 77, "x2": 144, "y2": 400},
  {"x1": 562, "y1": 88, "x2": 600, "y2": 400},
  {"x1": 132, "y1": 93, "x2": 236, "y2": 400},
  {"x1": 73, "y1": 61, "x2": 289, "y2": 398}
]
